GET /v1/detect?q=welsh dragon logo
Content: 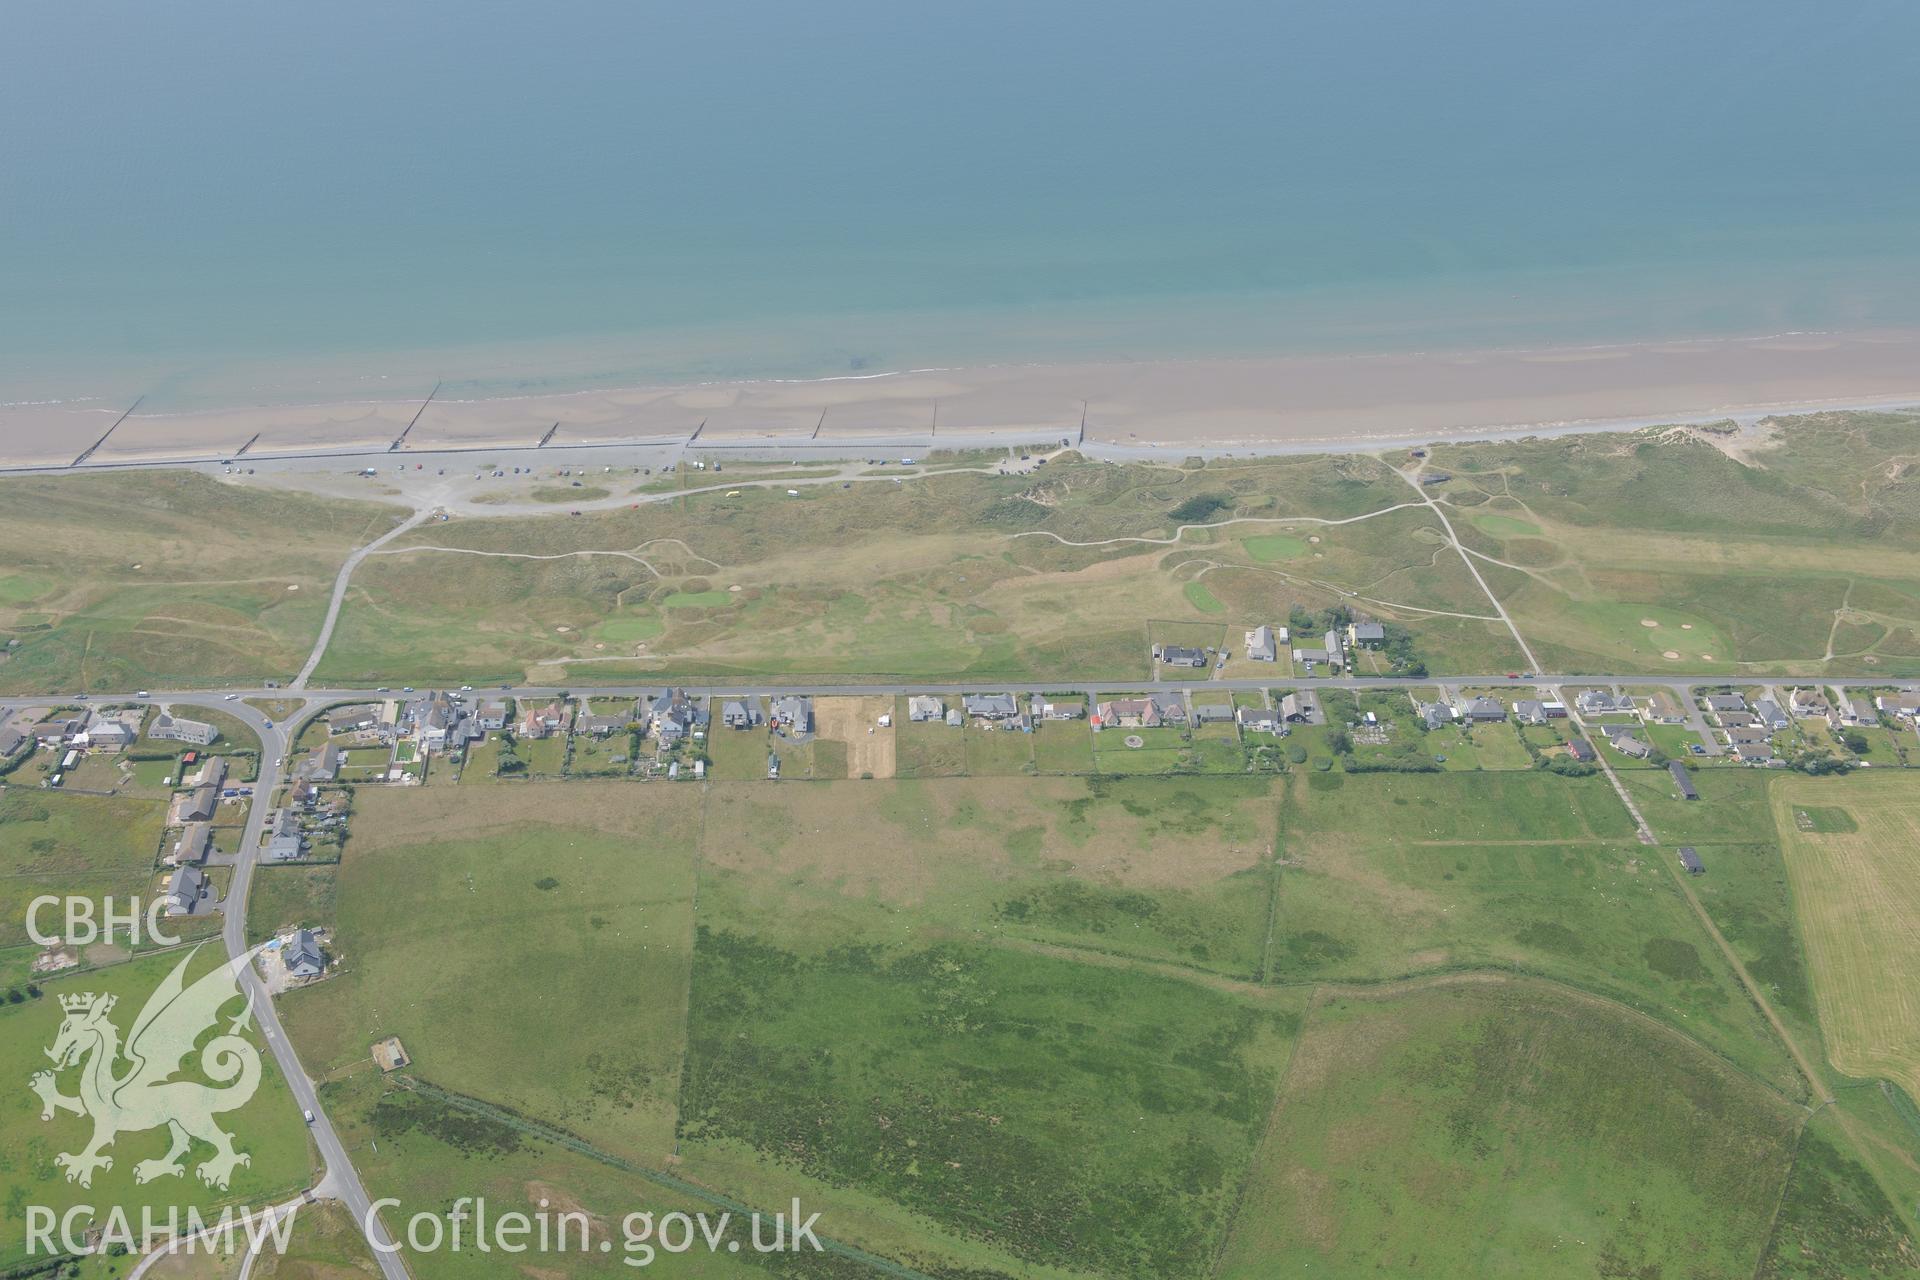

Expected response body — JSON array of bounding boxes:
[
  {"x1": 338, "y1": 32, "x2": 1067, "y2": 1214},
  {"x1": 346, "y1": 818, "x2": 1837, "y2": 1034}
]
[{"x1": 30, "y1": 943, "x2": 268, "y2": 1190}]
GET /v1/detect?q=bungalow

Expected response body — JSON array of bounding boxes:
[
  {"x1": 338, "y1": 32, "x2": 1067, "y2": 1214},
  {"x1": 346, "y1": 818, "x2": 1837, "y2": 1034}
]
[
  {"x1": 1192, "y1": 702, "x2": 1235, "y2": 725},
  {"x1": 1157, "y1": 645, "x2": 1207, "y2": 668},
  {"x1": 266, "y1": 832, "x2": 304, "y2": 861},
  {"x1": 1734, "y1": 741, "x2": 1776, "y2": 763},
  {"x1": 328, "y1": 705, "x2": 382, "y2": 735},
  {"x1": 1875, "y1": 690, "x2": 1920, "y2": 720},
  {"x1": 1566, "y1": 737, "x2": 1597, "y2": 763},
  {"x1": 722, "y1": 699, "x2": 763, "y2": 729},
  {"x1": 1542, "y1": 700, "x2": 1568, "y2": 719},
  {"x1": 518, "y1": 701, "x2": 570, "y2": 740},
  {"x1": 176, "y1": 785, "x2": 219, "y2": 824},
  {"x1": 907, "y1": 695, "x2": 945, "y2": 723},
  {"x1": 1459, "y1": 696, "x2": 1507, "y2": 723},
  {"x1": 1419, "y1": 701, "x2": 1455, "y2": 730},
  {"x1": 1608, "y1": 730, "x2": 1652, "y2": 760},
  {"x1": 1152, "y1": 693, "x2": 1188, "y2": 724},
  {"x1": 1512, "y1": 699, "x2": 1549, "y2": 726},
  {"x1": 1703, "y1": 693, "x2": 1748, "y2": 714},
  {"x1": 1717, "y1": 710, "x2": 1759, "y2": 730},
  {"x1": 174, "y1": 823, "x2": 214, "y2": 865},
  {"x1": 0, "y1": 726, "x2": 26, "y2": 757},
  {"x1": 302, "y1": 743, "x2": 340, "y2": 782},
  {"x1": 963, "y1": 693, "x2": 1020, "y2": 721},
  {"x1": 191, "y1": 756, "x2": 229, "y2": 790},
  {"x1": 1842, "y1": 696, "x2": 1876, "y2": 726},
  {"x1": 1576, "y1": 690, "x2": 1625, "y2": 715},
  {"x1": 1236, "y1": 706, "x2": 1281, "y2": 734},
  {"x1": 165, "y1": 864, "x2": 208, "y2": 916},
  {"x1": 1677, "y1": 846, "x2": 1705, "y2": 875},
  {"x1": 1726, "y1": 727, "x2": 1773, "y2": 746},
  {"x1": 1245, "y1": 625, "x2": 1277, "y2": 663},
  {"x1": 1281, "y1": 692, "x2": 1319, "y2": 724},
  {"x1": 1291, "y1": 646, "x2": 1331, "y2": 666},
  {"x1": 284, "y1": 930, "x2": 325, "y2": 979},
  {"x1": 1667, "y1": 759, "x2": 1699, "y2": 800},
  {"x1": 1639, "y1": 690, "x2": 1686, "y2": 724},
  {"x1": 1753, "y1": 699, "x2": 1790, "y2": 731},
  {"x1": 577, "y1": 712, "x2": 630, "y2": 737},
  {"x1": 1097, "y1": 697, "x2": 1164, "y2": 729},
  {"x1": 767, "y1": 694, "x2": 811, "y2": 736},
  {"x1": 149, "y1": 713, "x2": 216, "y2": 746},
  {"x1": 1030, "y1": 697, "x2": 1082, "y2": 721},
  {"x1": 1323, "y1": 631, "x2": 1345, "y2": 671},
  {"x1": 1789, "y1": 688, "x2": 1831, "y2": 719},
  {"x1": 1348, "y1": 621, "x2": 1386, "y2": 647},
  {"x1": 474, "y1": 699, "x2": 510, "y2": 732}
]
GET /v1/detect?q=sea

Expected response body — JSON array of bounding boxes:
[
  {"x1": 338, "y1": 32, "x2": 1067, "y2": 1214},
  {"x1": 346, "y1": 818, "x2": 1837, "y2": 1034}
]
[{"x1": 4, "y1": 0, "x2": 1920, "y2": 413}]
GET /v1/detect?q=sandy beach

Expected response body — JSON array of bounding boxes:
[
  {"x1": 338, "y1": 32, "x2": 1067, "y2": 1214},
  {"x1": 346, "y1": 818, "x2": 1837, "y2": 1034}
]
[{"x1": 5, "y1": 329, "x2": 1919, "y2": 470}]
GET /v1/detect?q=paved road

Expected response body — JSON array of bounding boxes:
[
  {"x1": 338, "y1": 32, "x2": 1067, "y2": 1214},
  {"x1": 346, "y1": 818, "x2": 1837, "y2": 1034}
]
[
  {"x1": 4, "y1": 665, "x2": 1912, "y2": 1278},
  {"x1": 8, "y1": 672, "x2": 1914, "y2": 718},
  {"x1": 170, "y1": 695, "x2": 409, "y2": 1279}
]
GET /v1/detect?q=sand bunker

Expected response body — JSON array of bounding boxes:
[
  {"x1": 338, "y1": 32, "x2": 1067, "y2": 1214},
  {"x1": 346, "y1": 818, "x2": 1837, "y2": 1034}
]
[
  {"x1": 1640, "y1": 618, "x2": 1660, "y2": 627},
  {"x1": 1663, "y1": 650, "x2": 1681, "y2": 659}
]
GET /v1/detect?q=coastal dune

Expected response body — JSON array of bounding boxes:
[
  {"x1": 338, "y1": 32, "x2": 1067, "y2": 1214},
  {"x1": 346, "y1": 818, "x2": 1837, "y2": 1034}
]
[{"x1": 4, "y1": 329, "x2": 1919, "y2": 468}]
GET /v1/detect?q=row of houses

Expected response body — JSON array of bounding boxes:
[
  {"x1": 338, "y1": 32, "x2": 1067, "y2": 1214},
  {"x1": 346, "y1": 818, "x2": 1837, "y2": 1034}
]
[{"x1": 9, "y1": 705, "x2": 211, "y2": 753}]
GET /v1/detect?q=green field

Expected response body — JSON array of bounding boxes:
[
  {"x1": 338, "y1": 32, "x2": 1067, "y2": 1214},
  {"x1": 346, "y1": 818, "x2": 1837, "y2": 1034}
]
[
  {"x1": 233, "y1": 762, "x2": 1920, "y2": 1278},
  {"x1": 0, "y1": 471, "x2": 405, "y2": 693},
  {"x1": 0, "y1": 790, "x2": 167, "y2": 951},
  {"x1": 275, "y1": 785, "x2": 701, "y2": 1167},
  {"x1": 1273, "y1": 770, "x2": 1803, "y2": 1091},
  {"x1": 0, "y1": 948, "x2": 317, "y2": 1273},
  {"x1": 1217, "y1": 979, "x2": 1799, "y2": 1279},
  {"x1": 1241, "y1": 533, "x2": 1310, "y2": 561}
]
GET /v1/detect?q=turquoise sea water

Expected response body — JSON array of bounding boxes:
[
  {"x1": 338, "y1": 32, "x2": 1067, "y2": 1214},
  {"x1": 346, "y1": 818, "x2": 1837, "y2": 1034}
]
[{"x1": 4, "y1": 0, "x2": 1920, "y2": 409}]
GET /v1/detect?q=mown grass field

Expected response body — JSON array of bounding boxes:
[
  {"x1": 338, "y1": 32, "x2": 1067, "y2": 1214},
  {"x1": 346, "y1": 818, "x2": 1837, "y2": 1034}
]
[{"x1": 1770, "y1": 771, "x2": 1920, "y2": 1102}]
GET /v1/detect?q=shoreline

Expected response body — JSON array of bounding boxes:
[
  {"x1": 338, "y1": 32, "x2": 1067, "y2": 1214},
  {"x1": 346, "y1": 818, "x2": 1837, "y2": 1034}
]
[{"x1": 3, "y1": 328, "x2": 1919, "y2": 472}]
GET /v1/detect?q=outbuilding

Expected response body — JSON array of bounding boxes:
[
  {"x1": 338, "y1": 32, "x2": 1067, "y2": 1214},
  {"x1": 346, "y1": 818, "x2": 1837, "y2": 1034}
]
[{"x1": 1667, "y1": 759, "x2": 1699, "y2": 800}]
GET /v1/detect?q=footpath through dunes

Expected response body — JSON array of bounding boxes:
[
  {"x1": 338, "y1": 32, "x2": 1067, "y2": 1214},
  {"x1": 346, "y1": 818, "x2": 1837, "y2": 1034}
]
[{"x1": 1770, "y1": 771, "x2": 1920, "y2": 1103}]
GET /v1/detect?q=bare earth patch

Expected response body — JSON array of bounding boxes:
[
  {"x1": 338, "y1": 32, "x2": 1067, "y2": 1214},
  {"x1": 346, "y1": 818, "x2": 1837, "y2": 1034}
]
[{"x1": 813, "y1": 695, "x2": 897, "y2": 779}]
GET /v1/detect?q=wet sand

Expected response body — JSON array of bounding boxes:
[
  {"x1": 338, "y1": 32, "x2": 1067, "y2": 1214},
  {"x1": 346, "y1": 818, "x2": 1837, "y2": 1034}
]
[{"x1": 4, "y1": 329, "x2": 1919, "y2": 469}]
